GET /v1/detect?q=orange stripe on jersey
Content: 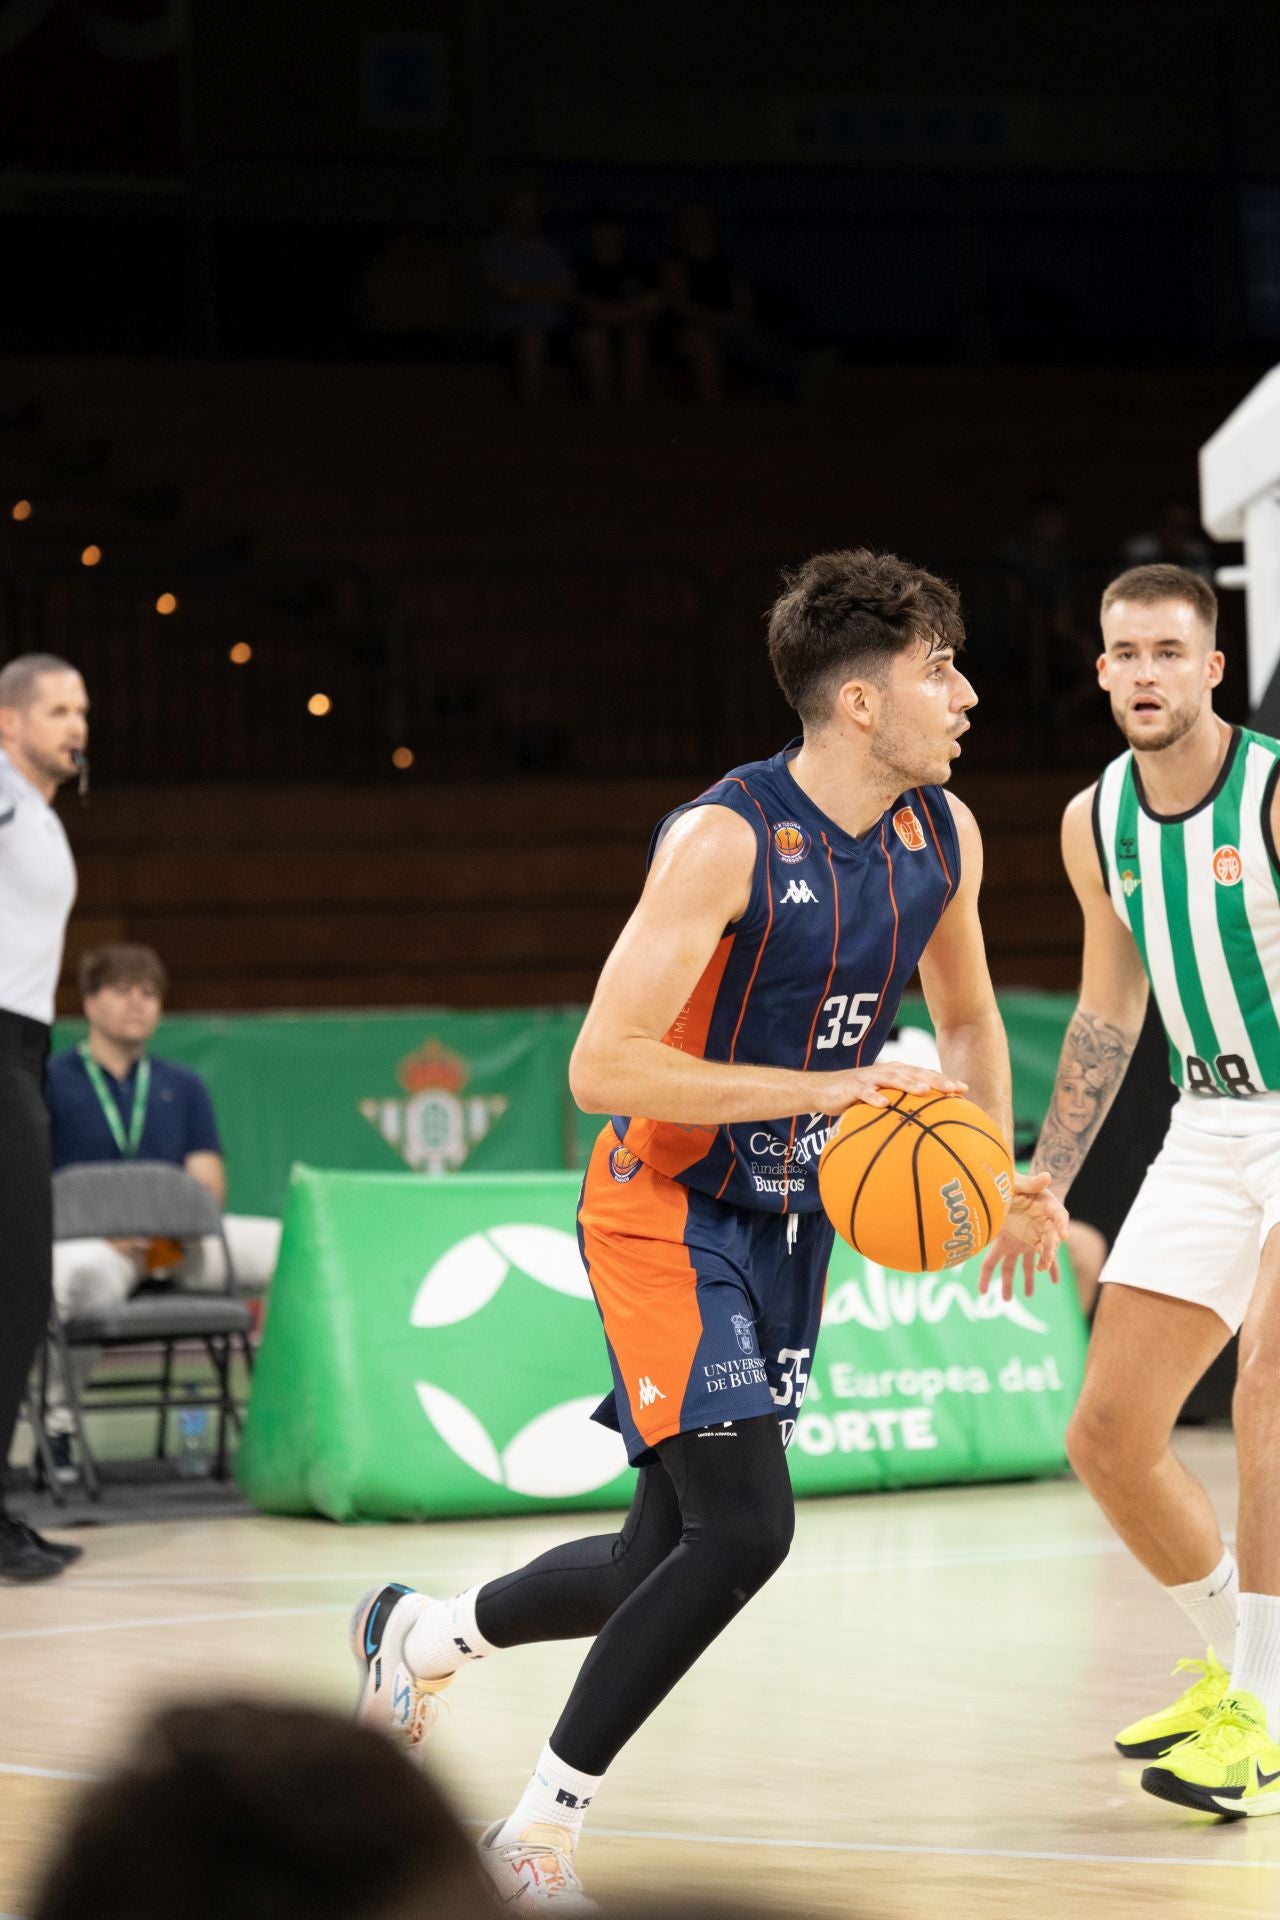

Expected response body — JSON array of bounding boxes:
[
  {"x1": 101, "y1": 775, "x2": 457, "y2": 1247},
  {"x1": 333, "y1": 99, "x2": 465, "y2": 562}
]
[
  {"x1": 726, "y1": 779, "x2": 774, "y2": 1063},
  {"x1": 855, "y1": 821, "x2": 900, "y2": 1066},
  {"x1": 915, "y1": 787, "x2": 954, "y2": 910},
  {"x1": 801, "y1": 833, "x2": 840, "y2": 1068},
  {"x1": 664, "y1": 934, "x2": 733, "y2": 1057},
  {"x1": 622, "y1": 932, "x2": 734, "y2": 1178},
  {"x1": 712, "y1": 1142, "x2": 740, "y2": 1202},
  {"x1": 578, "y1": 1127, "x2": 704, "y2": 1450},
  {"x1": 780, "y1": 835, "x2": 841, "y2": 1215}
]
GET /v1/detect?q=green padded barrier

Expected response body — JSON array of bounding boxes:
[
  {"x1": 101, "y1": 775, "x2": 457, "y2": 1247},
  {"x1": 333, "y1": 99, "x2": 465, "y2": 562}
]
[{"x1": 237, "y1": 1167, "x2": 1088, "y2": 1522}]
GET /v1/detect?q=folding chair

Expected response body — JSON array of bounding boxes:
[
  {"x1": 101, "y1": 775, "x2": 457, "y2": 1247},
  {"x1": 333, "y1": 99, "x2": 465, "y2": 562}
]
[{"x1": 42, "y1": 1162, "x2": 255, "y2": 1501}]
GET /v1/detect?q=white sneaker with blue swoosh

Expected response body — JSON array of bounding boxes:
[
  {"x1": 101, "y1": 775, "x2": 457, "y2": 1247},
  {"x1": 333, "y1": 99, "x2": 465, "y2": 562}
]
[{"x1": 350, "y1": 1583, "x2": 453, "y2": 1750}]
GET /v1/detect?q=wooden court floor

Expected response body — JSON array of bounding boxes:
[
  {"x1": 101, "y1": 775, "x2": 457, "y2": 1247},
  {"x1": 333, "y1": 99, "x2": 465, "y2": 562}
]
[{"x1": 0, "y1": 1429, "x2": 1273, "y2": 1919}]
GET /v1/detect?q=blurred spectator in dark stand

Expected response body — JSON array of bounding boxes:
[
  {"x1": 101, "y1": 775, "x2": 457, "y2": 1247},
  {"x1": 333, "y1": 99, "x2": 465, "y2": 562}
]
[
  {"x1": 479, "y1": 187, "x2": 574, "y2": 403},
  {"x1": 1121, "y1": 497, "x2": 1216, "y2": 580},
  {"x1": 996, "y1": 490, "x2": 1097, "y2": 746},
  {"x1": 660, "y1": 203, "x2": 823, "y2": 404},
  {"x1": 575, "y1": 207, "x2": 662, "y2": 405}
]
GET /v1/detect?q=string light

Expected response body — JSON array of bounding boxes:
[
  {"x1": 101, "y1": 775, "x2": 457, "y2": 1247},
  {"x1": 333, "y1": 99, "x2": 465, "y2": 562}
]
[
  {"x1": 81, "y1": 544, "x2": 101, "y2": 567},
  {"x1": 229, "y1": 642, "x2": 252, "y2": 665},
  {"x1": 156, "y1": 592, "x2": 178, "y2": 615},
  {"x1": 11, "y1": 500, "x2": 31, "y2": 522},
  {"x1": 392, "y1": 746, "x2": 414, "y2": 770},
  {"x1": 307, "y1": 692, "x2": 332, "y2": 716}
]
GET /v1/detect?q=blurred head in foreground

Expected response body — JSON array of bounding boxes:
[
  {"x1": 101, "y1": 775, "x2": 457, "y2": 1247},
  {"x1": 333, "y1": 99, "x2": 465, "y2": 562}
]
[{"x1": 32, "y1": 1696, "x2": 492, "y2": 1920}]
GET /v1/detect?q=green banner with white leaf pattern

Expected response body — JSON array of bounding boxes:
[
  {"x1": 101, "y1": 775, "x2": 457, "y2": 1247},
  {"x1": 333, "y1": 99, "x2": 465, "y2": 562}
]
[{"x1": 237, "y1": 1166, "x2": 1088, "y2": 1522}]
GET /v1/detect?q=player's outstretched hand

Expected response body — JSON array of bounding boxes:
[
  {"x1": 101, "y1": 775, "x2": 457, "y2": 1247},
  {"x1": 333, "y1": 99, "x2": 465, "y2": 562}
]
[
  {"x1": 823, "y1": 1065, "x2": 966, "y2": 1113},
  {"x1": 977, "y1": 1171, "x2": 1069, "y2": 1300}
]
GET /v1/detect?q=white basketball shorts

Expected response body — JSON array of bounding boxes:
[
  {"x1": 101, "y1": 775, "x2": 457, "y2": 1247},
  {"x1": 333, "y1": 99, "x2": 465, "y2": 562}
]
[{"x1": 1101, "y1": 1092, "x2": 1280, "y2": 1331}]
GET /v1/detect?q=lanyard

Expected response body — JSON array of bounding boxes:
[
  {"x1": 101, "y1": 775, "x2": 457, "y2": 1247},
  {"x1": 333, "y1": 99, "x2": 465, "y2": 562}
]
[{"x1": 79, "y1": 1045, "x2": 151, "y2": 1160}]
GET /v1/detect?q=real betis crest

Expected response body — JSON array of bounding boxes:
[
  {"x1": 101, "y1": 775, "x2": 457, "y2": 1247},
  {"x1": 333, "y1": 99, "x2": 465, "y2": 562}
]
[
  {"x1": 1121, "y1": 868, "x2": 1140, "y2": 898},
  {"x1": 359, "y1": 1040, "x2": 508, "y2": 1175}
]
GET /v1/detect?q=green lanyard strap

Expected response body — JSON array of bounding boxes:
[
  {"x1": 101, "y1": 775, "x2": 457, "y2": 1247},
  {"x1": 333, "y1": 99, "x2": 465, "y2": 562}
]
[{"x1": 79, "y1": 1045, "x2": 151, "y2": 1160}]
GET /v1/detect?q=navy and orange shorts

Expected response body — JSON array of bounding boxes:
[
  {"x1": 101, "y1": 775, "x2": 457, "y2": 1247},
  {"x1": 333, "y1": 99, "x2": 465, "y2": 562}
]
[{"x1": 578, "y1": 1123, "x2": 835, "y2": 1466}]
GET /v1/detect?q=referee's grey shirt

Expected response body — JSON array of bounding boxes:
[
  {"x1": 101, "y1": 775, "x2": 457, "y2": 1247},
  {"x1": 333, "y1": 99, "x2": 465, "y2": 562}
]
[{"x1": 0, "y1": 749, "x2": 76, "y2": 1024}]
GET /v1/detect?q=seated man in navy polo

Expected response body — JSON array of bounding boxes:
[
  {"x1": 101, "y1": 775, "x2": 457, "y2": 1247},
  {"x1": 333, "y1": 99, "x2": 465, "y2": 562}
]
[{"x1": 45, "y1": 943, "x2": 279, "y2": 1466}]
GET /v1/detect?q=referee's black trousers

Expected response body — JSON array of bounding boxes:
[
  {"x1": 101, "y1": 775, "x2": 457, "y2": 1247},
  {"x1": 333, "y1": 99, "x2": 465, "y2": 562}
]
[{"x1": 0, "y1": 1011, "x2": 52, "y2": 1511}]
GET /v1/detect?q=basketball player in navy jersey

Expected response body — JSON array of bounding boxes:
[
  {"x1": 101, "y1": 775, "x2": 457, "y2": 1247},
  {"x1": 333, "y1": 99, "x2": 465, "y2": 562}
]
[{"x1": 352, "y1": 549, "x2": 1066, "y2": 1911}]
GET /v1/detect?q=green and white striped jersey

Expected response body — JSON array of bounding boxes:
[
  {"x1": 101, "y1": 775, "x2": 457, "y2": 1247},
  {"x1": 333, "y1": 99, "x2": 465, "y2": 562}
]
[{"x1": 1093, "y1": 726, "x2": 1280, "y2": 1098}]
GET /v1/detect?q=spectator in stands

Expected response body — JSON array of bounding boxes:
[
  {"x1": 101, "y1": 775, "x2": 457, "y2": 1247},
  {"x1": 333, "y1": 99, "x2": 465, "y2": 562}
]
[
  {"x1": 659, "y1": 203, "x2": 818, "y2": 404},
  {"x1": 479, "y1": 186, "x2": 574, "y2": 403},
  {"x1": 1121, "y1": 497, "x2": 1216, "y2": 579},
  {"x1": 31, "y1": 1697, "x2": 493, "y2": 1920},
  {"x1": 575, "y1": 206, "x2": 662, "y2": 405},
  {"x1": 996, "y1": 490, "x2": 1096, "y2": 737},
  {"x1": 44, "y1": 943, "x2": 280, "y2": 1477}
]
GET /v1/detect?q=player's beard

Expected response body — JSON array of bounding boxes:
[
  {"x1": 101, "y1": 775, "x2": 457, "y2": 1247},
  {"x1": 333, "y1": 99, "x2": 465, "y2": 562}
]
[
  {"x1": 1115, "y1": 696, "x2": 1201, "y2": 753},
  {"x1": 869, "y1": 697, "x2": 952, "y2": 790}
]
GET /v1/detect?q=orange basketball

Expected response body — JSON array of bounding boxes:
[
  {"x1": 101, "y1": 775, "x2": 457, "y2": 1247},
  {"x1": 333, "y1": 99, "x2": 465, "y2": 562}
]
[{"x1": 817, "y1": 1089, "x2": 1013, "y2": 1273}]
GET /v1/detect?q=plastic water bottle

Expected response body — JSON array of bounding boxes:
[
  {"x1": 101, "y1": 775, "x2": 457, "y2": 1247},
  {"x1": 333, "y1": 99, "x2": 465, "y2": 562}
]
[{"x1": 176, "y1": 1386, "x2": 211, "y2": 1479}]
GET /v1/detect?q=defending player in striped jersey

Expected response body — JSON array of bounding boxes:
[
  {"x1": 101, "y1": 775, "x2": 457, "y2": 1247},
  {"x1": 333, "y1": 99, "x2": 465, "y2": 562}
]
[{"x1": 982, "y1": 561, "x2": 1280, "y2": 1817}]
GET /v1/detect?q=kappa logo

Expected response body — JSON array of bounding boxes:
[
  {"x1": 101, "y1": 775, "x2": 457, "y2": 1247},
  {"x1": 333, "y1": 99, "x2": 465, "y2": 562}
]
[
  {"x1": 410, "y1": 1224, "x2": 629, "y2": 1498},
  {"x1": 637, "y1": 1376, "x2": 667, "y2": 1408},
  {"x1": 892, "y1": 806, "x2": 926, "y2": 851},
  {"x1": 1213, "y1": 845, "x2": 1243, "y2": 887},
  {"x1": 779, "y1": 878, "x2": 819, "y2": 905},
  {"x1": 772, "y1": 821, "x2": 810, "y2": 863}
]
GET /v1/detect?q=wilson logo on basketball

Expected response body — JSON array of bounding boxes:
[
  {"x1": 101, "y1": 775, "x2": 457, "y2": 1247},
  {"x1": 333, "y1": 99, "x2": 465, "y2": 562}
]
[
  {"x1": 939, "y1": 1179, "x2": 975, "y2": 1266},
  {"x1": 772, "y1": 821, "x2": 810, "y2": 863},
  {"x1": 609, "y1": 1145, "x2": 642, "y2": 1184},
  {"x1": 892, "y1": 806, "x2": 926, "y2": 852},
  {"x1": 1213, "y1": 845, "x2": 1243, "y2": 886}
]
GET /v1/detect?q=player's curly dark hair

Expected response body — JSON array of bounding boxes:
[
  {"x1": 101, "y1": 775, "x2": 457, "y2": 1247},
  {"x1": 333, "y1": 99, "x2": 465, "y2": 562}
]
[{"x1": 767, "y1": 548, "x2": 965, "y2": 726}]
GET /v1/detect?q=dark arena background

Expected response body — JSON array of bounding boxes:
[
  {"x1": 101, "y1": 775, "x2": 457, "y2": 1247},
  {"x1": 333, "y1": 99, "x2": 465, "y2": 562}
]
[{"x1": 1, "y1": 4, "x2": 1279, "y2": 1916}]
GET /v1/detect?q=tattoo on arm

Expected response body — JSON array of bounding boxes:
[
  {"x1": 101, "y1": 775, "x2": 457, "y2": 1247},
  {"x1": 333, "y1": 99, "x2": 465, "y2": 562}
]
[{"x1": 1032, "y1": 1009, "x2": 1139, "y2": 1192}]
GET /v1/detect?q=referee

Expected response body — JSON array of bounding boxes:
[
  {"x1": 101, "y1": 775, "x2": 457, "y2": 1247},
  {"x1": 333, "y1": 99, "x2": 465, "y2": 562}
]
[{"x1": 0, "y1": 654, "x2": 86, "y2": 1580}]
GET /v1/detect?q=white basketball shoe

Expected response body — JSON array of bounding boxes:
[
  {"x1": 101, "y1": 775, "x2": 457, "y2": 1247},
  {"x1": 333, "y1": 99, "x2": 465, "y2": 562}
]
[
  {"x1": 349, "y1": 1582, "x2": 453, "y2": 1750},
  {"x1": 477, "y1": 1821, "x2": 600, "y2": 1912}
]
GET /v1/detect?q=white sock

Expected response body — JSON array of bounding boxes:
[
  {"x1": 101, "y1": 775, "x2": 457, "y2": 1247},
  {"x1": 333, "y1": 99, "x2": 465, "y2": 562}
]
[
  {"x1": 1166, "y1": 1548, "x2": 1238, "y2": 1667},
  {"x1": 1230, "y1": 1593, "x2": 1280, "y2": 1737},
  {"x1": 495, "y1": 1744, "x2": 604, "y2": 1849},
  {"x1": 403, "y1": 1585, "x2": 496, "y2": 1681}
]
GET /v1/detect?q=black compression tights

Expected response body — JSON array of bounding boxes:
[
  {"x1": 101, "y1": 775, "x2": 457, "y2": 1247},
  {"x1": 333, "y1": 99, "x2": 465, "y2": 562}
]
[{"x1": 474, "y1": 1414, "x2": 795, "y2": 1776}]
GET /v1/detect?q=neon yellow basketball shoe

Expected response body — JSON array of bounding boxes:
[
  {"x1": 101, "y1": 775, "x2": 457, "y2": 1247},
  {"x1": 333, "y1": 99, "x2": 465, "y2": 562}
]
[
  {"x1": 1141, "y1": 1692, "x2": 1280, "y2": 1818},
  {"x1": 1114, "y1": 1649, "x2": 1228, "y2": 1758}
]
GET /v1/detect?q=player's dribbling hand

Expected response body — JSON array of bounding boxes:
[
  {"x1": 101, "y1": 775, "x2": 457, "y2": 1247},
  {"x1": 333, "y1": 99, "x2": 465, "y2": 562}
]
[
  {"x1": 977, "y1": 1171, "x2": 1069, "y2": 1299},
  {"x1": 822, "y1": 1065, "x2": 966, "y2": 1113}
]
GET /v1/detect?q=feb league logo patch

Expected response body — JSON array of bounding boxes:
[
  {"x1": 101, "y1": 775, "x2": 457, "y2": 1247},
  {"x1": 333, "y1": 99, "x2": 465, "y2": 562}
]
[
  {"x1": 609, "y1": 1144, "x2": 643, "y2": 1183},
  {"x1": 1213, "y1": 845, "x2": 1243, "y2": 886},
  {"x1": 773, "y1": 821, "x2": 810, "y2": 863},
  {"x1": 893, "y1": 806, "x2": 926, "y2": 852}
]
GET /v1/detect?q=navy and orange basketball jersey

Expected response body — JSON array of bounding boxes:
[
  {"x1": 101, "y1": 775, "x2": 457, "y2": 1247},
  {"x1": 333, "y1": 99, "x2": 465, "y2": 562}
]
[{"x1": 613, "y1": 741, "x2": 961, "y2": 1214}]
